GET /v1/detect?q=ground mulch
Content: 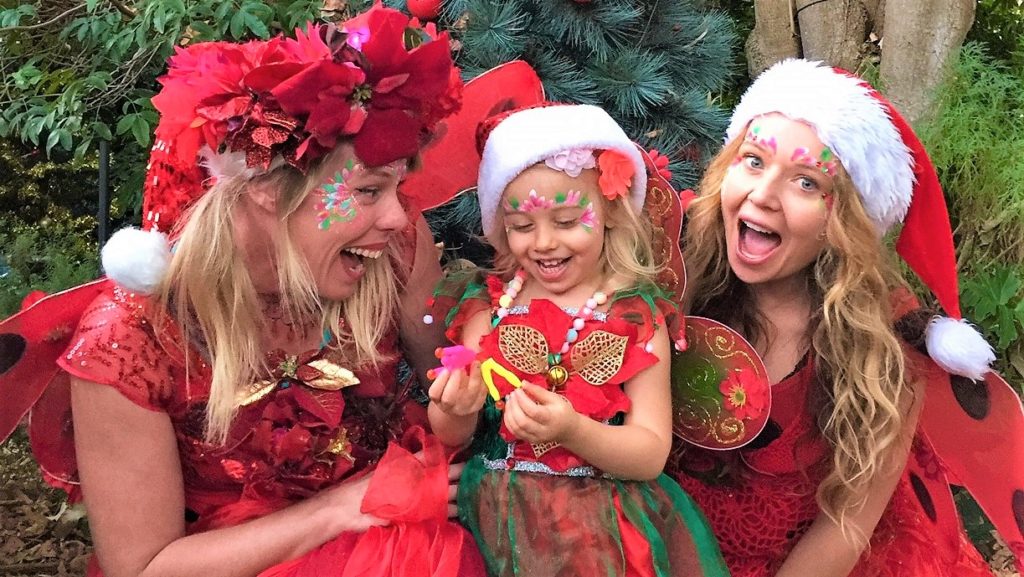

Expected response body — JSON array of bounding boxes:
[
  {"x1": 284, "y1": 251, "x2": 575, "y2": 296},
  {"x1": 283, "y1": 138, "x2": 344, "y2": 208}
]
[{"x1": 0, "y1": 426, "x2": 1020, "y2": 576}]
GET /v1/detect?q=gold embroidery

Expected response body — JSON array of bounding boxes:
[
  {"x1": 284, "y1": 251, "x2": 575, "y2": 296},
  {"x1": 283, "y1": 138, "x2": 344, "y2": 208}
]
[
  {"x1": 571, "y1": 330, "x2": 628, "y2": 385},
  {"x1": 531, "y1": 441, "x2": 560, "y2": 457}
]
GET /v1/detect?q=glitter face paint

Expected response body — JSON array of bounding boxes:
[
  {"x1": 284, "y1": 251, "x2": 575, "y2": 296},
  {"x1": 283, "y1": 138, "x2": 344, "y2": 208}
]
[
  {"x1": 317, "y1": 160, "x2": 358, "y2": 230},
  {"x1": 791, "y1": 146, "x2": 839, "y2": 176},
  {"x1": 745, "y1": 125, "x2": 778, "y2": 153}
]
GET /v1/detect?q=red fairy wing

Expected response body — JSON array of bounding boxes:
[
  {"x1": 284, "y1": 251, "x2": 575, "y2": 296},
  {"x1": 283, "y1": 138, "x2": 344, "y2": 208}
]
[
  {"x1": 400, "y1": 61, "x2": 544, "y2": 212},
  {"x1": 915, "y1": 348, "x2": 1024, "y2": 566},
  {"x1": 638, "y1": 147, "x2": 686, "y2": 304},
  {"x1": 0, "y1": 279, "x2": 110, "y2": 442},
  {"x1": 670, "y1": 316, "x2": 770, "y2": 450}
]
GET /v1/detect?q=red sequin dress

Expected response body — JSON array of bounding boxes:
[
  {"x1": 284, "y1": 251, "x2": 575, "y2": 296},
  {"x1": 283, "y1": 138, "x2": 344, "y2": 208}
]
[
  {"x1": 670, "y1": 356, "x2": 995, "y2": 577},
  {"x1": 50, "y1": 283, "x2": 484, "y2": 577}
]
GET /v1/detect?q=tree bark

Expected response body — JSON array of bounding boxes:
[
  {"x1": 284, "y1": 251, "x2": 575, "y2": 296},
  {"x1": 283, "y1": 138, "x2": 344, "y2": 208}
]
[
  {"x1": 879, "y1": 0, "x2": 975, "y2": 124},
  {"x1": 796, "y1": 0, "x2": 868, "y2": 72},
  {"x1": 745, "y1": 0, "x2": 800, "y2": 77}
]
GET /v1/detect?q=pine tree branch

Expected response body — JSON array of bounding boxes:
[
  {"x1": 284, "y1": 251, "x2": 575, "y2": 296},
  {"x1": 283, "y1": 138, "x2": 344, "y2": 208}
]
[{"x1": 0, "y1": 4, "x2": 85, "y2": 33}]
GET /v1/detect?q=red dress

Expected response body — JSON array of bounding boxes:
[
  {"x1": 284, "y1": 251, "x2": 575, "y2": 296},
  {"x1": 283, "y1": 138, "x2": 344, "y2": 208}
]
[
  {"x1": 45, "y1": 283, "x2": 484, "y2": 577},
  {"x1": 670, "y1": 356, "x2": 995, "y2": 577}
]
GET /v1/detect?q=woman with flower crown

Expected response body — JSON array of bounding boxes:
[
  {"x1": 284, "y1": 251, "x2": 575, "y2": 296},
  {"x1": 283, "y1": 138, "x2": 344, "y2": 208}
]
[{"x1": 0, "y1": 7, "x2": 487, "y2": 577}]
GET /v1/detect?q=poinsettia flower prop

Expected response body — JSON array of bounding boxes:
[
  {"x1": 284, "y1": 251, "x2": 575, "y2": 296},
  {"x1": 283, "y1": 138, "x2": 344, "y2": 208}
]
[{"x1": 145, "y1": 6, "x2": 462, "y2": 233}]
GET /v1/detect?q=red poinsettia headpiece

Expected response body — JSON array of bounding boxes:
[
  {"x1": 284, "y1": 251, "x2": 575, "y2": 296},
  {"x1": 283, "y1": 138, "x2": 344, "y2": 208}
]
[{"x1": 103, "y1": 6, "x2": 462, "y2": 294}]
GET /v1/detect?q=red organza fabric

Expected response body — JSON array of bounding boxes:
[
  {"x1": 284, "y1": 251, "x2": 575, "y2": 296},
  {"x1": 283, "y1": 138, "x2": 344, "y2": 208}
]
[
  {"x1": 54, "y1": 284, "x2": 482, "y2": 576},
  {"x1": 672, "y1": 359, "x2": 994, "y2": 577}
]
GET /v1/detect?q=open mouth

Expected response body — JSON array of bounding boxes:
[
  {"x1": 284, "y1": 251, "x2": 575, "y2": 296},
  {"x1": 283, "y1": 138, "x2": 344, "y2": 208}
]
[
  {"x1": 534, "y1": 257, "x2": 570, "y2": 279},
  {"x1": 339, "y1": 247, "x2": 384, "y2": 275},
  {"x1": 738, "y1": 220, "x2": 781, "y2": 261}
]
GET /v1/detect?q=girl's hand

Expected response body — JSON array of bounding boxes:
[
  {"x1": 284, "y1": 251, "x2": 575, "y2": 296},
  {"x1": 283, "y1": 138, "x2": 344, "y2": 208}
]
[
  {"x1": 503, "y1": 383, "x2": 580, "y2": 444},
  {"x1": 447, "y1": 462, "x2": 464, "y2": 518},
  {"x1": 428, "y1": 362, "x2": 487, "y2": 417}
]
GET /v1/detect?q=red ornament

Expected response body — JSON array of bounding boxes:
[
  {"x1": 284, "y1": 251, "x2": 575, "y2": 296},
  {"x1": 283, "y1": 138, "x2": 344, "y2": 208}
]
[{"x1": 407, "y1": 0, "x2": 441, "y2": 20}]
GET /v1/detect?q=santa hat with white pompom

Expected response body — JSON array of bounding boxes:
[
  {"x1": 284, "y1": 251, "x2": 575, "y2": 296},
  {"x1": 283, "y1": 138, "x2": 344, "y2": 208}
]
[{"x1": 727, "y1": 58, "x2": 995, "y2": 380}]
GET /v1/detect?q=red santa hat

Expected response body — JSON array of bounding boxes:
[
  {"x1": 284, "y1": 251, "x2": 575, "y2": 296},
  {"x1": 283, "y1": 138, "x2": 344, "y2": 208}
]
[
  {"x1": 476, "y1": 103, "x2": 647, "y2": 238},
  {"x1": 727, "y1": 58, "x2": 994, "y2": 380}
]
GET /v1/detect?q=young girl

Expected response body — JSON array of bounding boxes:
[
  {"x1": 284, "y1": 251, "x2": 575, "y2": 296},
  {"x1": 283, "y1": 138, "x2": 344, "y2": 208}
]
[
  {"x1": 427, "y1": 104, "x2": 728, "y2": 577},
  {"x1": 671, "y1": 59, "x2": 1023, "y2": 577}
]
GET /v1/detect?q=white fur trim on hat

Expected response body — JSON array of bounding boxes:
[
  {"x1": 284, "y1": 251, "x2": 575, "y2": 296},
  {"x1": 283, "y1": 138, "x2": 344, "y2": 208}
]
[
  {"x1": 925, "y1": 316, "x2": 996, "y2": 381},
  {"x1": 101, "y1": 227, "x2": 171, "y2": 295},
  {"x1": 477, "y1": 104, "x2": 647, "y2": 237},
  {"x1": 727, "y1": 59, "x2": 915, "y2": 233}
]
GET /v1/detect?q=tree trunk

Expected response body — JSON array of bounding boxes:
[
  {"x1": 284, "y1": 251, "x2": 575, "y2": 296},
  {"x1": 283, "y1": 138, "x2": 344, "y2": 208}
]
[
  {"x1": 879, "y1": 0, "x2": 975, "y2": 124},
  {"x1": 796, "y1": 0, "x2": 868, "y2": 72},
  {"x1": 746, "y1": 0, "x2": 800, "y2": 77}
]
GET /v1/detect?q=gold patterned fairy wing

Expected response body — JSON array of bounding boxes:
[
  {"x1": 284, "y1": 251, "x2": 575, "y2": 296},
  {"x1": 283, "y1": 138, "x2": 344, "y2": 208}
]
[
  {"x1": 497, "y1": 324, "x2": 550, "y2": 375},
  {"x1": 570, "y1": 330, "x2": 629, "y2": 385}
]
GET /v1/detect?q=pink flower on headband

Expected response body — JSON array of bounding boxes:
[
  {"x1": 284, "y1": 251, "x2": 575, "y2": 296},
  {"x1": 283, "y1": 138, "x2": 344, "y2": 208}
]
[
  {"x1": 545, "y1": 148, "x2": 596, "y2": 177},
  {"x1": 597, "y1": 149, "x2": 633, "y2": 201}
]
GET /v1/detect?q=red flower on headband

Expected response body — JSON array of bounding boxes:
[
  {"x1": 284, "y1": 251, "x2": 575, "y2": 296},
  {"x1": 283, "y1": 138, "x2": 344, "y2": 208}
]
[
  {"x1": 143, "y1": 6, "x2": 463, "y2": 232},
  {"x1": 597, "y1": 149, "x2": 634, "y2": 201}
]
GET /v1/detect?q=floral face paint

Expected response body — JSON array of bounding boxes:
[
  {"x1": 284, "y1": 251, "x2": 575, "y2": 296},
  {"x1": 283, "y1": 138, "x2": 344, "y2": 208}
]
[
  {"x1": 504, "y1": 189, "x2": 598, "y2": 232},
  {"x1": 317, "y1": 160, "x2": 359, "y2": 230},
  {"x1": 791, "y1": 146, "x2": 839, "y2": 176}
]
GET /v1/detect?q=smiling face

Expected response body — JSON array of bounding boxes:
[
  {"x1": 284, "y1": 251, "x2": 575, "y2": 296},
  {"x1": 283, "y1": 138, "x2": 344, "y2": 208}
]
[
  {"x1": 288, "y1": 146, "x2": 410, "y2": 301},
  {"x1": 500, "y1": 164, "x2": 607, "y2": 298},
  {"x1": 721, "y1": 113, "x2": 835, "y2": 289}
]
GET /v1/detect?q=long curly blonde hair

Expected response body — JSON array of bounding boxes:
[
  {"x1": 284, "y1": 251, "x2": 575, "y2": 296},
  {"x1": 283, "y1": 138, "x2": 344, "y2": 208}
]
[
  {"x1": 157, "y1": 146, "x2": 399, "y2": 445},
  {"x1": 684, "y1": 133, "x2": 912, "y2": 538}
]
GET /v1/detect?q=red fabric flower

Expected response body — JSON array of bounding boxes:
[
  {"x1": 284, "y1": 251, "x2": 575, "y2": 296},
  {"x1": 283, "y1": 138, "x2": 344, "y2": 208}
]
[
  {"x1": 647, "y1": 148, "x2": 673, "y2": 181},
  {"x1": 597, "y1": 149, "x2": 634, "y2": 201},
  {"x1": 719, "y1": 368, "x2": 768, "y2": 421}
]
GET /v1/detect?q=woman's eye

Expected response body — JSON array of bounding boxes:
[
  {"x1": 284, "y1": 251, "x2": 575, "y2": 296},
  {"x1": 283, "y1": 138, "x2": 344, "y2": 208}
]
[
  {"x1": 797, "y1": 177, "x2": 818, "y2": 192},
  {"x1": 744, "y1": 155, "x2": 763, "y2": 169}
]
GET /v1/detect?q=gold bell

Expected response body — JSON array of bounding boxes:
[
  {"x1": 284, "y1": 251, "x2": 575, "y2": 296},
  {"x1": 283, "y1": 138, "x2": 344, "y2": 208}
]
[{"x1": 546, "y1": 365, "x2": 569, "y2": 391}]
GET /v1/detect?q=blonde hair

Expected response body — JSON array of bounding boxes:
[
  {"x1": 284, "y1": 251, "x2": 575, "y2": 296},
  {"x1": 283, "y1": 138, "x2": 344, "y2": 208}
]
[
  {"x1": 488, "y1": 166, "x2": 661, "y2": 285},
  {"x1": 684, "y1": 134, "x2": 911, "y2": 540},
  {"x1": 157, "y1": 146, "x2": 399, "y2": 445}
]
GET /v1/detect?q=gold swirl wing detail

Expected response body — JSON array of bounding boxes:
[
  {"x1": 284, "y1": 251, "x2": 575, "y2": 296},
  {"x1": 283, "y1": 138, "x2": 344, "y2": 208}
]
[
  {"x1": 570, "y1": 330, "x2": 628, "y2": 385},
  {"x1": 497, "y1": 324, "x2": 550, "y2": 375}
]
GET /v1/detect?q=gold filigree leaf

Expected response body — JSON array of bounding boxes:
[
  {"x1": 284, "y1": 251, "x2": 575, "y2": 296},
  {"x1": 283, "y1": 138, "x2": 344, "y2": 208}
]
[
  {"x1": 531, "y1": 441, "x2": 560, "y2": 457},
  {"x1": 237, "y1": 380, "x2": 277, "y2": 407},
  {"x1": 305, "y1": 359, "x2": 361, "y2": 391},
  {"x1": 498, "y1": 324, "x2": 549, "y2": 375},
  {"x1": 571, "y1": 330, "x2": 628, "y2": 385}
]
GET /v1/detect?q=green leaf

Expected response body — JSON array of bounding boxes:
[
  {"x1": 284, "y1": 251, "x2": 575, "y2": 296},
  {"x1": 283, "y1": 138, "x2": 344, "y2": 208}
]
[
  {"x1": 997, "y1": 269, "x2": 1022, "y2": 304},
  {"x1": 92, "y1": 122, "x2": 113, "y2": 141},
  {"x1": 190, "y1": 21, "x2": 215, "y2": 40},
  {"x1": 996, "y1": 306, "x2": 1019, "y2": 349},
  {"x1": 131, "y1": 117, "x2": 151, "y2": 147},
  {"x1": 58, "y1": 128, "x2": 72, "y2": 151},
  {"x1": 116, "y1": 114, "x2": 136, "y2": 135},
  {"x1": 46, "y1": 130, "x2": 61, "y2": 155},
  {"x1": 86, "y1": 0, "x2": 100, "y2": 12},
  {"x1": 75, "y1": 137, "x2": 94, "y2": 159},
  {"x1": 243, "y1": 12, "x2": 270, "y2": 38},
  {"x1": 230, "y1": 11, "x2": 247, "y2": 39}
]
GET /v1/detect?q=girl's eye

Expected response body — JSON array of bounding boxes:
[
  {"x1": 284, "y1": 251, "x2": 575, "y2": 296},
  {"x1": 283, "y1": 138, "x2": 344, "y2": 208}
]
[
  {"x1": 555, "y1": 219, "x2": 578, "y2": 228},
  {"x1": 356, "y1": 187, "x2": 381, "y2": 199},
  {"x1": 743, "y1": 154, "x2": 763, "y2": 169},
  {"x1": 507, "y1": 222, "x2": 533, "y2": 233}
]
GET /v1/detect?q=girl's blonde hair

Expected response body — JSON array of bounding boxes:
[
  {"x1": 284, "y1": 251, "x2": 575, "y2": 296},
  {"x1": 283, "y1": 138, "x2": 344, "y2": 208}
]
[
  {"x1": 157, "y1": 146, "x2": 399, "y2": 445},
  {"x1": 684, "y1": 133, "x2": 910, "y2": 540},
  {"x1": 488, "y1": 164, "x2": 661, "y2": 285}
]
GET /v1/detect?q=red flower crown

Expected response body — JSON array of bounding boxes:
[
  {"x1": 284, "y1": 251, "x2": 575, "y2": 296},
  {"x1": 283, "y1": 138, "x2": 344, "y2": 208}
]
[{"x1": 143, "y1": 6, "x2": 463, "y2": 233}]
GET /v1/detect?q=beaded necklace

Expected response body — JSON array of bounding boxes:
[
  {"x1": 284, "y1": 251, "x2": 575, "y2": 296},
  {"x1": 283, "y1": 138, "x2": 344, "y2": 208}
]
[{"x1": 495, "y1": 269, "x2": 608, "y2": 391}]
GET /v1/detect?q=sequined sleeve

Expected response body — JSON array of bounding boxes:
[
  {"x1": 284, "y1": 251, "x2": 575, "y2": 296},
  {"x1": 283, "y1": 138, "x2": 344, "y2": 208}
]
[{"x1": 57, "y1": 286, "x2": 178, "y2": 411}]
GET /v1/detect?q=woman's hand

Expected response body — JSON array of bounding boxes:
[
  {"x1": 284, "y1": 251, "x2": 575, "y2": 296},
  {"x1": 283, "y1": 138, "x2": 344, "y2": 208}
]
[
  {"x1": 428, "y1": 363, "x2": 488, "y2": 417},
  {"x1": 321, "y1": 473, "x2": 391, "y2": 533},
  {"x1": 502, "y1": 383, "x2": 580, "y2": 444}
]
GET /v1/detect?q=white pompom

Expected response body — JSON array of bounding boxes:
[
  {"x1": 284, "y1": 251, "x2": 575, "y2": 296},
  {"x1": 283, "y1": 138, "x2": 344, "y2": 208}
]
[
  {"x1": 925, "y1": 316, "x2": 996, "y2": 381},
  {"x1": 101, "y1": 227, "x2": 171, "y2": 295}
]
